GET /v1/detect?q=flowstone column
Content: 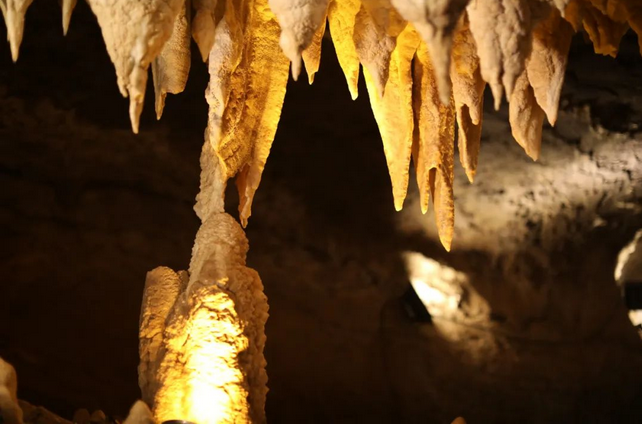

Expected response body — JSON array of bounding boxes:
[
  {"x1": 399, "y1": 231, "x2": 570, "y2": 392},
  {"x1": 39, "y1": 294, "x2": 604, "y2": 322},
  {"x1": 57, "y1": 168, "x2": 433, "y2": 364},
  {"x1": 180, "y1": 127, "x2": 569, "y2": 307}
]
[{"x1": 138, "y1": 141, "x2": 269, "y2": 423}]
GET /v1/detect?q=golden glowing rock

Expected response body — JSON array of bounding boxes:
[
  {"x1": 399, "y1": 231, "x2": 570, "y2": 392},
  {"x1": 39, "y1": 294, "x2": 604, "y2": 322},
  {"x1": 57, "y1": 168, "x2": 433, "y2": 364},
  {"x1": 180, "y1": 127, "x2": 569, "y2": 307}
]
[
  {"x1": 197, "y1": 0, "x2": 290, "y2": 226},
  {"x1": 302, "y1": 9, "x2": 328, "y2": 84},
  {"x1": 62, "y1": 0, "x2": 77, "y2": 35},
  {"x1": 85, "y1": 0, "x2": 183, "y2": 133},
  {"x1": 193, "y1": 0, "x2": 218, "y2": 62},
  {"x1": 139, "y1": 267, "x2": 188, "y2": 407},
  {"x1": 526, "y1": 8, "x2": 573, "y2": 126},
  {"x1": 235, "y1": 0, "x2": 291, "y2": 227},
  {"x1": 413, "y1": 40, "x2": 455, "y2": 251},
  {"x1": 327, "y1": 0, "x2": 361, "y2": 99},
  {"x1": 450, "y1": 14, "x2": 485, "y2": 183},
  {"x1": 152, "y1": 0, "x2": 192, "y2": 120},
  {"x1": 354, "y1": 4, "x2": 398, "y2": 97},
  {"x1": 364, "y1": 24, "x2": 418, "y2": 211},
  {"x1": 0, "y1": 0, "x2": 34, "y2": 62},
  {"x1": 391, "y1": 0, "x2": 469, "y2": 103},
  {"x1": 141, "y1": 213, "x2": 268, "y2": 424},
  {"x1": 123, "y1": 400, "x2": 154, "y2": 424}
]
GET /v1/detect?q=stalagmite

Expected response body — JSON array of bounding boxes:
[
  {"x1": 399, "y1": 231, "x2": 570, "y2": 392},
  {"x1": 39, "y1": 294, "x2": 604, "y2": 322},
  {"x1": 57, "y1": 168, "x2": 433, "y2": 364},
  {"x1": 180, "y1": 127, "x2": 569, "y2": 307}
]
[
  {"x1": 192, "y1": 0, "x2": 218, "y2": 61},
  {"x1": 142, "y1": 219, "x2": 268, "y2": 423},
  {"x1": 0, "y1": 0, "x2": 34, "y2": 61},
  {"x1": 85, "y1": 0, "x2": 183, "y2": 133},
  {"x1": 413, "y1": 40, "x2": 455, "y2": 251},
  {"x1": 152, "y1": 0, "x2": 192, "y2": 120},
  {"x1": 509, "y1": 71, "x2": 546, "y2": 160},
  {"x1": 327, "y1": 0, "x2": 361, "y2": 99},
  {"x1": 122, "y1": 401, "x2": 154, "y2": 424},
  {"x1": 391, "y1": 0, "x2": 469, "y2": 103},
  {"x1": 269, "y1": 0, "x2": 330, "y2": 79},
  {"x1": 302, "y1": 9, "x2": 328, "y2": 84},
  {"x1": 139, "y1": 267, "x2": 188, "y2": 407},
  {"x1": 466, "y1": 0, "x2": 533, "y2": 110},
  {"x1": 450, "y1": 13, "x2": 485, "y2": 183},
  {"x1": 0, "y1": 358, "x2": 22, "y2": 424},
  {"x1": 364, "y1": 24, "x2": 418, "y2": 211},
  {"x1": 526, "y1": 8, "x2": 573, "y2": 126},
  {"x1": 62, "y1": 0, "x2": 77, "y2": 35}
]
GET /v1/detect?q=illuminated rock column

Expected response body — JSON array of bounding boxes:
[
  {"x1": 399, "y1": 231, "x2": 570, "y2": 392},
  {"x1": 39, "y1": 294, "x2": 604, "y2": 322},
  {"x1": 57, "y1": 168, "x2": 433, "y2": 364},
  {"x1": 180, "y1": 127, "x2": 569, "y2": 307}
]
[{"x1": 138, "y1": 141, "x2": 268, "y2": 423}]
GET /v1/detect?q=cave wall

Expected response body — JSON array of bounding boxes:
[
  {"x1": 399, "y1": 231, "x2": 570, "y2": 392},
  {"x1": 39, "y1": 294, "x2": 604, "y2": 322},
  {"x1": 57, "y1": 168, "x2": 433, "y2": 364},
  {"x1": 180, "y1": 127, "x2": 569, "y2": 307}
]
[{"x1": 0, "y1": 2, "x2": 641, "y2": 423}]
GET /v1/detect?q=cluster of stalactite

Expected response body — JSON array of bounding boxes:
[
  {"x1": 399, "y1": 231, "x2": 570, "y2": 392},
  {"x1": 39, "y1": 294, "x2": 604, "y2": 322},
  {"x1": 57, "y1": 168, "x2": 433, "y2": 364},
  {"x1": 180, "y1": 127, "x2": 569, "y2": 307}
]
[
  {"x1": 2, "y1": 0, "x2": 642, "y2": 423},
  {"x1": 2, "y1": 0, "x2": 641, "y2": 248}
]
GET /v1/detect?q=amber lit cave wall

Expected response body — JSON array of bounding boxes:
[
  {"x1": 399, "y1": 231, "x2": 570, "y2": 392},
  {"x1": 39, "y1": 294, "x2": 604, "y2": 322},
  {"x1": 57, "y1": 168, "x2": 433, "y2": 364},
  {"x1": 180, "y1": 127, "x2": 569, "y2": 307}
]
[{"x1": 1, "y1": 2, "x2": 642, "y2": 423}]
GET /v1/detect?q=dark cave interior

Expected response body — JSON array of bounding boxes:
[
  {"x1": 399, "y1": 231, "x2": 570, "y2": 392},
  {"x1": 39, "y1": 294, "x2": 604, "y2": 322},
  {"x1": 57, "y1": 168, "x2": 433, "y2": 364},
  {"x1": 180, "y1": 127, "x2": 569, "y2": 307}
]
[{"x1": 0, "y1": 1, "x2": 642, "y2": 423}]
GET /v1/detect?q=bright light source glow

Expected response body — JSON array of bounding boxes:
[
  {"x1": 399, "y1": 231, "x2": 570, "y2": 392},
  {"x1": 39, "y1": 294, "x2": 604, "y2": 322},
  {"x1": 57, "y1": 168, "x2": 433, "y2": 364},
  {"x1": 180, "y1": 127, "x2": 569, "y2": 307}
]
[
  {"x1": 614, "y1": 230, "x2": 642, "y2": 335},
  {"x1": 404, "y1": 252, "x2": 466, "y2": 317},
  {"x1": 153, "y1": 287, "x2": 251, "y2": 424}
]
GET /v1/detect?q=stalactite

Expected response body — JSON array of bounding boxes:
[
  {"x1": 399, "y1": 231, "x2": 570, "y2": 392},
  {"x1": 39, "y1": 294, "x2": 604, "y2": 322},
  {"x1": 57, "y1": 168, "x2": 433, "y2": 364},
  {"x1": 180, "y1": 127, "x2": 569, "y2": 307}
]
[
  {"x1": 364, "y1": 24, "x2": 418, "y2": 211},
  {"x1": 85, "y1": 0, "x2": 183, "y2": 133},
  {"x1": 450, "y1": 14, "x2": 484, "y2": 183},
  {"x1": 4, "y1": 1, "x2": 642, "y2": 421},
  {"x1": 301, "y1": 8, "x2": 328, "y2": 84},
  {"x1": 564, "y1": 0, "x2": 628, "y2": 57},
  {"x1": 509, "y1": 71, "x2": 546, "y2": 161},
  {"x1": 327, "y1": 0, "x2": 361, "y2": 99},
  {"x1": 269, "y1": 0, "x2": 330, "y2": 79},
  {"x1": 61, "y1": 0, "x2": 77, "y2": 35},
  {"x1": 0, "y1": 0, "x2": 33, "y2": 61},
  {"x1": 413, "y1": 40, "x2": 455, "y2": 250},
  {"x1": 526, "y1": 7, "x2": 573, "y2": 126},
  {"x1": 466, "y1": 0, "x2": 534, "y2": 110},
  {"x1": 152, "y1": 0, "x2": 191, "y2": 120},
  {"x1": 391, "y1": 0, "x2": 469, "y2": 103},
  {"x1": 192, "y1": 0, "x2": 219, "y2": 61}
]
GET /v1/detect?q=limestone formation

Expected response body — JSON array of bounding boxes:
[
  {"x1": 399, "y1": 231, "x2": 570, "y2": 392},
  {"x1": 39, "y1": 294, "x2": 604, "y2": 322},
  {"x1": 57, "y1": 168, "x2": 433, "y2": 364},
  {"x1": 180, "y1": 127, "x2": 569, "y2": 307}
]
[
  {"x1": 3, "y1": 0, "x2": 642, "y2": 422},
  {"x1": 0, "y1": 0, "x2": 34, "y2": 61},
  {"x1": 122, "y1": 401, "x2": 154, "y2": 424},
  {"x1": 152, "y1": 0, "x2": 192, "y2": 120},
  {"x1": 0, "y1": 358, "x2": 22, "y2": 424},
  {"x1": 269, "y1": 0, "x2": 330, "y2": 79},
  {"x1": 2, "y1": 0, "x2": 636, "y2": 252}
]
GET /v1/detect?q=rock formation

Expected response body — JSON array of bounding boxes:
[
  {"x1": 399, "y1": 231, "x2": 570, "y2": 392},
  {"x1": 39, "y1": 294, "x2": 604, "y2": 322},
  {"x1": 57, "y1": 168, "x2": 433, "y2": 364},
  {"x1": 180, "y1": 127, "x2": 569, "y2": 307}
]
[{"x1": 2, "y1": 0, "x2": 642, "y2": 422}]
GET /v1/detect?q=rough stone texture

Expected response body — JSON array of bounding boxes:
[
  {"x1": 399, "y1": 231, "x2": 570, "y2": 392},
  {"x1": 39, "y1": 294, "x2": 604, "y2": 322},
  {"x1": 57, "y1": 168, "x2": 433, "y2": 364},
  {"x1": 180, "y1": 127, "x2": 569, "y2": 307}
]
[
  {"x1": 0, "y1": 2, "x2": 641, "y2": 423},
  {"x1": 1, "y1": 358, "x2": 22, "y2": 424},
  {"x1": 141, "y1": 213, "x2": 268, "y2": 423}
]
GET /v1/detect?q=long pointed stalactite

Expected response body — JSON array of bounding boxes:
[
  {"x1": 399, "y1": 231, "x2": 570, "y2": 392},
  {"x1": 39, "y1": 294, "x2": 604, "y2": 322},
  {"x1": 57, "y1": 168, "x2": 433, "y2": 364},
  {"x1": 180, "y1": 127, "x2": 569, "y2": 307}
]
[{"x1": 2, "y1": 0, "x2": 642, "y2": 422}]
